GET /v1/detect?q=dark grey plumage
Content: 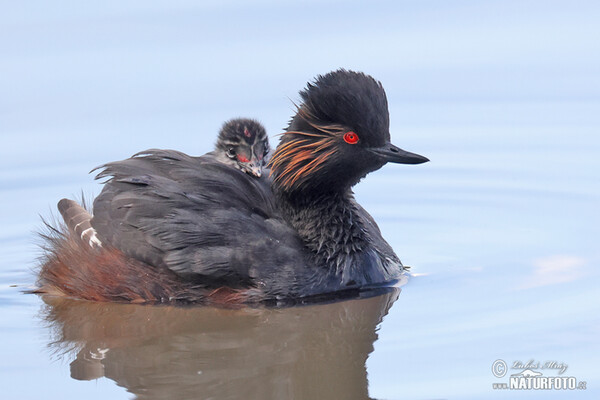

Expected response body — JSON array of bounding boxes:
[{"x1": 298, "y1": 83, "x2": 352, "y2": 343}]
[
  {"x1": 213, "y1": 118, "x2": 269, "y2": 178},
  {"x1": 91, "y1": 149, "x2": 311, "y2": 299}
]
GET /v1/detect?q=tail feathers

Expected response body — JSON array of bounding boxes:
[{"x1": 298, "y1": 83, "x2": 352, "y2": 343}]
[
  {"x1": 36, "y1": 225, "x2": 249, "y2": 305},
  {"x1": 58, "y1": 199, "x2": 102, "y2": 248},
  {"x1": 37, "y1": 199, "x2": 251, "y2": 305}
]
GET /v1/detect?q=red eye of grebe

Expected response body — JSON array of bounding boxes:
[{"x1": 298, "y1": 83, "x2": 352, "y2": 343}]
[
  {"x1": 237, "y1": 154, "x2": 249, "y2": 163},
  {"x1": 343, "y1": 131, "x2": 359, "y2": 144}
]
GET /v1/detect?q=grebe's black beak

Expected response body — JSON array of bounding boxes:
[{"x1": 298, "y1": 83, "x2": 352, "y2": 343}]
[{"x1": 370, "y1": 142, "x2": 429, "y2": 164}]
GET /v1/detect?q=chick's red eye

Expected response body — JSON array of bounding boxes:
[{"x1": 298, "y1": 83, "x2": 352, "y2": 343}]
[
  {"x1": 343, "y1": 131, "x2": 359, "y2": 144},
  {"x1": 237, "y1": 154, "x2": 249, "y2": 163}
]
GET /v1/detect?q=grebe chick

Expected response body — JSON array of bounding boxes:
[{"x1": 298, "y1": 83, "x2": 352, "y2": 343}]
[{"x1": 213, "y1": 118, "x2": 269, "y2": 177}]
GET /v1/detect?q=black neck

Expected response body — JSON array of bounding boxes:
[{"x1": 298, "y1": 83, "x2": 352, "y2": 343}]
[{"x1": 275, "y1": 189, "x2": 369, "y2": 268}]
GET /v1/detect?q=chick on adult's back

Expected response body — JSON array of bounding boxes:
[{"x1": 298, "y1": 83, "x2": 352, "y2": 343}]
[{"x1": 37, "y1": 69, "x2": 428, "y2": 305}]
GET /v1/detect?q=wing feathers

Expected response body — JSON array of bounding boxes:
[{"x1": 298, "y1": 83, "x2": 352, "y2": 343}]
[{"x1": 90, "y1": 149, "x2": 306, "y2": 288}]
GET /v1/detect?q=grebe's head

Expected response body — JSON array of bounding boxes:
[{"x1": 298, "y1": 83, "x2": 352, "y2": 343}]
[
  {"x1": 269, "y1": 70, "x2": 428, "y2": 194},
  {"x1": 216, "y1": 118, "x2": 270, "y2": 177}
]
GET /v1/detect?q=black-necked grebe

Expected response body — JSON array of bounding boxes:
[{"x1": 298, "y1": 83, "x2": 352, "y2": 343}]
[{"x1": 38, "y1": 69, "x2": 429, "y2": 305}]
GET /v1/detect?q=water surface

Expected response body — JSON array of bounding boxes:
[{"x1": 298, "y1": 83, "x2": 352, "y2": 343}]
[{"x1": 1, "y1": 1, "x2": 599, "y2": 399}]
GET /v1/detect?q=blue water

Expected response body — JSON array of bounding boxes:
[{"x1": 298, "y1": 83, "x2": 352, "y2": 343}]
[{"x1": 1, "y1": 1, "x2": 599, "y2": 399}]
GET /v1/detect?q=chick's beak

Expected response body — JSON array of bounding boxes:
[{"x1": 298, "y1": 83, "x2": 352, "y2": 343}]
[
  {"x1": 370, "y1": 142, "x2": 429, "y2": 164},
  {"x1": 250, "y1": 165, "x2": 262, "y2": 178},
  {"x1": 242, "y1": 161, "x2": 263, "y2": 177}
]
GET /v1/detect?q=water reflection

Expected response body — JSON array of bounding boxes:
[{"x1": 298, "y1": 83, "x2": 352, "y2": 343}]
[{"x1": 39, "y1": 289, "x2": 400, "y2": 400}]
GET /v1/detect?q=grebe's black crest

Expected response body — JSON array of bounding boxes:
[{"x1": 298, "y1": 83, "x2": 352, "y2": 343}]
[
  {"x1": 37, "y1": 69, "x2": 428, "y2": 305},
  {"x1": 215, "y1": 118, "x2": 269, "y2": 177},
  {"x1": 270, "y1": 70, "x2": 428, "y2": 194}
]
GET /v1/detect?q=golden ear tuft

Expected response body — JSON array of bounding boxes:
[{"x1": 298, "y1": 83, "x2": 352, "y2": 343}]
[{"x1": 269, "y1": 130, "x2": 337, "y2": 191}]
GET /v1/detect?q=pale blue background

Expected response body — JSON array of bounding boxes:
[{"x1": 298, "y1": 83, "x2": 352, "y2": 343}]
[{"x1": 1, "y1": 1, "x2": 599, "y2": 398}]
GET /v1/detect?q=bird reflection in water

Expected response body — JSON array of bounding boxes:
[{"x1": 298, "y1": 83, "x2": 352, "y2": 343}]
[{"x1": 39, "y1": 288, "x2": 401, "y2": 400}]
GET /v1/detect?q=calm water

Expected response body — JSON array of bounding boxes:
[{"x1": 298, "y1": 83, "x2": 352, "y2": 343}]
[{"x1": 2, "y1": 1, "x2": 599, "y2": 399}]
